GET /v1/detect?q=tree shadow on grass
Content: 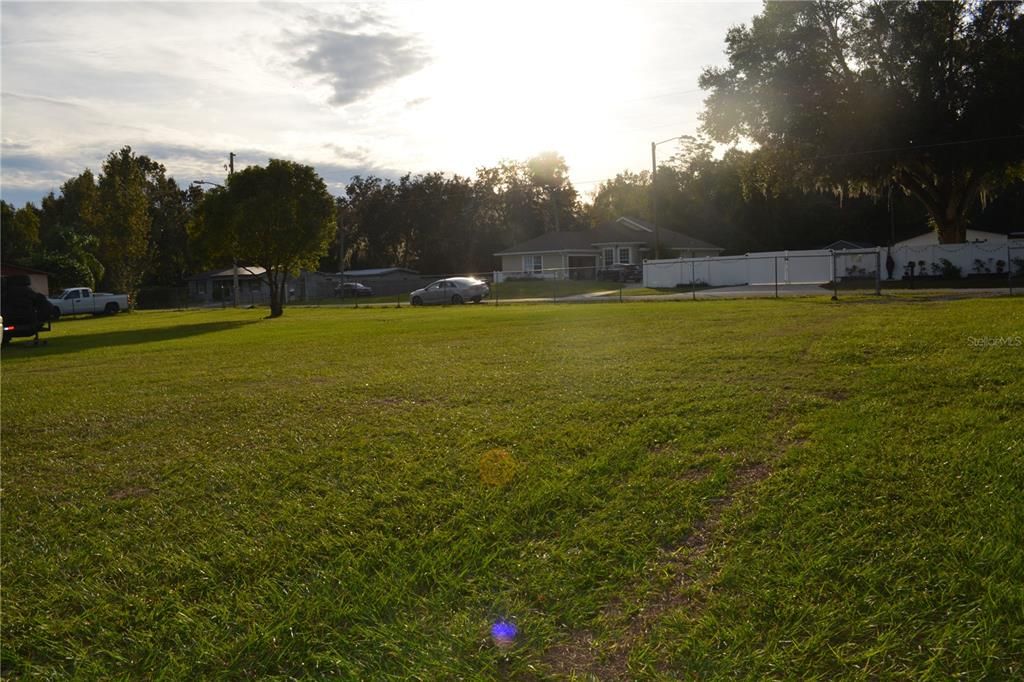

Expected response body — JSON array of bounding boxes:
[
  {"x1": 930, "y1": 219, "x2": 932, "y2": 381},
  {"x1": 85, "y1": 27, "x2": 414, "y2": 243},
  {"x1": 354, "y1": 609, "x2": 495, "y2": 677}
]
[{"x1": 3, "y1": 320, "x2": 259, "y2": 357}]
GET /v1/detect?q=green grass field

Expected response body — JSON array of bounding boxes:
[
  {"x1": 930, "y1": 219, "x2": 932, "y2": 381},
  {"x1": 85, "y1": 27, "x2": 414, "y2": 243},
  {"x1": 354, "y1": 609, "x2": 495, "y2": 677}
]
[{"x1": 2, "y1": 297, "x2": 1022, "y2": 678}]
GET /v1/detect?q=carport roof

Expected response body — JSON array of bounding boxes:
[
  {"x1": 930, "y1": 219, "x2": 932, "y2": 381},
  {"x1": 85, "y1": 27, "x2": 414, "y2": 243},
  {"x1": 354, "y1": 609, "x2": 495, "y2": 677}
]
[
  {"x1": 188, "y1": 266, "x2": 266, "y2": 280},
  {"x1": 338, "y1": 268, "x2": 420, "y2": 277}
]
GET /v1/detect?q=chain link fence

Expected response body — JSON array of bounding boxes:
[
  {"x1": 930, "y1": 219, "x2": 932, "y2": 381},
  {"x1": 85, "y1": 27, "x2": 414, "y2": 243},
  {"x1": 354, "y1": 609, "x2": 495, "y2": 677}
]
[
  {"x1": 307, "y1": 266, "x2": 643, "y2": 308},
  {"x1": 141, "y1": 240, "x2": 1024, "y2": 311}
]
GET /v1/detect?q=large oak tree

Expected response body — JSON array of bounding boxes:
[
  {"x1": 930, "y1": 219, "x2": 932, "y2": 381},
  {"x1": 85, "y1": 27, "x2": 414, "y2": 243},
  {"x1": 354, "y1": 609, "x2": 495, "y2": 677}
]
[{"x1": 700, "y1": 0, "x2": 1024, "y2": 243}]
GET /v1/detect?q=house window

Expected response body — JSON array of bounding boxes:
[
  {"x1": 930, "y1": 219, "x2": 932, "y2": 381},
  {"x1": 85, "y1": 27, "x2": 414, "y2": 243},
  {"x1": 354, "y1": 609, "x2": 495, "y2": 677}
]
[
  {"x1": 196, "y1": 281, "x2": 206, "y2": 295},
  {"x1": 524, "y1": 255, "x2": 543, "y2": 274},
  {"x1": 603, "y1": 248, "x2": 614, "y2": 267},
  {"x1": 618, "y1": 247, "x2": 630, "y2": 265}
]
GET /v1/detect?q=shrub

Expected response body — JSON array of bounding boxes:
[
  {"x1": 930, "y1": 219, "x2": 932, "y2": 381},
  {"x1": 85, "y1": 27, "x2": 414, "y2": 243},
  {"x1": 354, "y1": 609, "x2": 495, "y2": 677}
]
[{"x1": 939, "y1": 258, "x2": 962, "y2": 278}]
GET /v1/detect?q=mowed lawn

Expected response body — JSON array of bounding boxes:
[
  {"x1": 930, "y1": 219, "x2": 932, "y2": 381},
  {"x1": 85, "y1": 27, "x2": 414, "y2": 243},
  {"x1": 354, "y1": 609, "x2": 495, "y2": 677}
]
[{"x1": 2, "y1": 298, "x2": 1022, "y2": 679}]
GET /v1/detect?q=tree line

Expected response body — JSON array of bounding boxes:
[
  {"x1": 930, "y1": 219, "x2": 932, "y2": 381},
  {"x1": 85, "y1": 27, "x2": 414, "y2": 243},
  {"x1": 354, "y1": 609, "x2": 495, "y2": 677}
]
[{"x1": 3, "y1": 142, "x2": 1021, "y2": 301}]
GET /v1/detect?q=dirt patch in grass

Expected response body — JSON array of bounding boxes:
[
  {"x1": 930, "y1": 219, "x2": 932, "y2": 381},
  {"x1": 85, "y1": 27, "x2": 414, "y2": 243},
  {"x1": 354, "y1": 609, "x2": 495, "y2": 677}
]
[
  {"x1": 543, "y1": 461, "x2": 773, "y2": 680},
  {"x1": 109, "y1": 486, "x2": 154, "y2": 500},
  {"x1": 819, "y1": 388, "x2": 849, "y2": 402},
  {"x1": 677, "y1": 465, "x2": 713, "y2": 482}
]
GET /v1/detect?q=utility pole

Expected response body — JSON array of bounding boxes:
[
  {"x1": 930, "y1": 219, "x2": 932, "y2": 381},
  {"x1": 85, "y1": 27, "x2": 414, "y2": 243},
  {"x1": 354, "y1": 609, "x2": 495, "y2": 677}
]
[
  {"x1": 651, "y1": 142, "x2": 659, "y2": 259},
  {"x1": 230, "y1": 152, "x2": 239, "y2": 307},
  {"x1": 337, "y1": 211, "x2": 346, "y2": 302},
  {"x1": 650, "y1": 136, "x2": 683, "y2": 260}
]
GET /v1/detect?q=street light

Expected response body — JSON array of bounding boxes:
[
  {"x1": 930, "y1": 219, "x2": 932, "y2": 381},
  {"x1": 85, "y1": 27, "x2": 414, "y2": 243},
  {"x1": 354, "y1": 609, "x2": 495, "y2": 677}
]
[
  {"x1": 192, "y1": 178, "x2": 240, "y2": 308},
  {"x1": 650, "y1": 136, "x2": 686, "y2": 260}
]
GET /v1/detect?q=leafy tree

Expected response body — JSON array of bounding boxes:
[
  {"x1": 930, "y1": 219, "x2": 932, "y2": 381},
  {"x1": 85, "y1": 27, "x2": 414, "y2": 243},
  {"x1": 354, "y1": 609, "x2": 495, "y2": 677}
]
[
  {"x1": 700, "y1": 0, "x2": 1024, "y2": 243},
  {"x1": 526, "y1": 151, "x2": 581, "y2": 233},
  {"x1": 93, "y1": 147, "x2": 152, "y2": 303},
  {"x1": 396, "y1": 172, "x2": 476, "y2": 274},
  {"x1": 196, "y1": 159, "x2": 335, "y2": 318},
  {"x1": 1, "y1": 201, "x2": 40, "y2": 261},
  {"x1": 588, "y1": 171, "x2": 653, "y2": 228},
  {"x1": 334, "y1": 158, "x2": 583, "y2": 276},
  {"x1": 135, "y1": 157, "x2": 195, "y2": 287},
  {"x1": 588, "y1": 146, "x2": 934, "y2": 254},
  {"x1": 38, "y1": 170, "x2": 100, "y2": 250},
  {"x1": 35, "y1": 232, "x2": 105, "y2": 291},
  {"x1": 337, "y1": 175, "x2": 404, "y2": 270}
]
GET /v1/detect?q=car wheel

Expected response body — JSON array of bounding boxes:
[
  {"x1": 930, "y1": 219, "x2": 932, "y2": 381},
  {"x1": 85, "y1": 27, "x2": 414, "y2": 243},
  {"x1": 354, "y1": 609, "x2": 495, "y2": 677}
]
[
  {"x1": 411, "y1": 296, "x2": 423, "y2": 306},
  {"x1": 51, "y1": 307, "x2": 61, "y2": 321},
  {"x1": 472, "y1": 296, "x2": 482, "y2": 303},
  {"x1": 105, "y1": 302, "x2": 120, "y2": 315},
  {"x1": 451, "y1": 294, "x2": 464, "y2": 305}
]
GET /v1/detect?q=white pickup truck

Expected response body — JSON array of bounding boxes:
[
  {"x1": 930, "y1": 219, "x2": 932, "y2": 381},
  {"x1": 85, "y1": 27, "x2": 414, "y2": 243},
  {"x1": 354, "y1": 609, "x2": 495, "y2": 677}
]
[{"x1": 48, "y1": 287, "x2": 129, "y2": 318}]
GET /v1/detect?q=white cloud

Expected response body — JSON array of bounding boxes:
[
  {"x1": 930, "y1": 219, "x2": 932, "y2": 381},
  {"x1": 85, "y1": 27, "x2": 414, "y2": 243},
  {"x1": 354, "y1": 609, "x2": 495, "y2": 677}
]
[
  {"x1": 0, "y1": 1, "x2": 761, "y2": 205},
  {"x1": 284, "y1": 10, "x2": 431, "y2": 107}
]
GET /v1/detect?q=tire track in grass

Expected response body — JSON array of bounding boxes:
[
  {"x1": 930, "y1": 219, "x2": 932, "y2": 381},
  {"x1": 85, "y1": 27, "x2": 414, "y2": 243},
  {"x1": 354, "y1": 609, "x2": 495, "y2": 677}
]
[
  {"x1": 541, "y1": 428, "x2": 817, "y2": 679},
  {"x1": 538, "y1": 308, "x2": 857, "y2": 679}
]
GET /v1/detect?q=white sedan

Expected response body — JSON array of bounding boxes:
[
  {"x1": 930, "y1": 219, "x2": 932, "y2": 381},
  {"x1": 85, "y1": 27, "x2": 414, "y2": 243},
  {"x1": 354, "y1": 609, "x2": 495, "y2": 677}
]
[{"x1": 410, "y1": 277, "x2": 489, "y2": 305}]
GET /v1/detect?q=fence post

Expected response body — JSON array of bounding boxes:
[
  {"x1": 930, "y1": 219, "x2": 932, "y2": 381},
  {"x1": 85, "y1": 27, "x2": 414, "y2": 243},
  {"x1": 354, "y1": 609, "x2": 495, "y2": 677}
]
[
  {"x1": 691, "y1": 261, "x2": 696, "y2": 301},
  {"x1": 774, "y1": 256, "x2": 779, "y2": 298},
  {"x1": 1009, "y1": 242, "x2": 1014, "y2": 296},
  {"x1": 831, "y1": 251, "x2": 839, "y2": 301},
  {"x1": 875, "y1": 248, "x2": 882, "y2": 296}
]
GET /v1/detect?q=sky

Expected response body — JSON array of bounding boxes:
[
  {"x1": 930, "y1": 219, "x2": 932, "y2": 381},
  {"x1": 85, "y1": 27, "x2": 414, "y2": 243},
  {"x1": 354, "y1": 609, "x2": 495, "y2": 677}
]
[{"x1": 0, "y1": 1, "x2": 761, "y2": 208}]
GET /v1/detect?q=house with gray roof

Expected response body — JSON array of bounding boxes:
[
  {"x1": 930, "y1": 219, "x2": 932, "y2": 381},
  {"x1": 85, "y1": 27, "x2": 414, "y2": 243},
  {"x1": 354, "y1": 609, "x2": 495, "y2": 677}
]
[{"x1": 494, "y1": 216, "x2": 723, "y2": 280}]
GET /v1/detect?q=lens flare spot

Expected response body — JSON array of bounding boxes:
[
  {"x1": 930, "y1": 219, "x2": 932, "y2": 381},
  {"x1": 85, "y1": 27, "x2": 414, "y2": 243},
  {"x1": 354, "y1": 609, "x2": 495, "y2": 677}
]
[
  {"x1": 479, "y1": 448, "x2": 518, "y2": 486},
  {"x1": 491, "y1": 620, "x2": 518, "y2": 649}
]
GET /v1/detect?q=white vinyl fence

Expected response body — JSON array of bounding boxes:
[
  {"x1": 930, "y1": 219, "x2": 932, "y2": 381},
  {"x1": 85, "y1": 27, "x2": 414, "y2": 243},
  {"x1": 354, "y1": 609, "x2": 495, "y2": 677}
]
[
  {"x1": 645, "y1": 240, "x2": 1023, "y2": 289},
  {"x1": 888, "y1": 241, "x2": 1018, "y2": 279},
  {"x1": 644, "y1": 250, "x2": 849, "y2": 288}
]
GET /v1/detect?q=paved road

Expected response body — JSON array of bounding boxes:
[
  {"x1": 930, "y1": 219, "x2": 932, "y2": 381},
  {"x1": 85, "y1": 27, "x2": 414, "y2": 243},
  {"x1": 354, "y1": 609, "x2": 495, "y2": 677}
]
[
  {"x1": 326, "y1": 284, "x2": 1018, "y2": 308},
  {"x1": 559, "y1": 283, "x2": 1017, "y2": 302}
]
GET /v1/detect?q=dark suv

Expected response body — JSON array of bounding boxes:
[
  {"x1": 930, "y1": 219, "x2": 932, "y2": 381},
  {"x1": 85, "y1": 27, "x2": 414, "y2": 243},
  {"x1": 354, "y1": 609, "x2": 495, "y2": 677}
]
[
  {"x1": 335, "y1": 282, "x2": 374, "y2": 297},
  {"x1": 598, "y1": 265, "x2": 642, "y2": 283}
]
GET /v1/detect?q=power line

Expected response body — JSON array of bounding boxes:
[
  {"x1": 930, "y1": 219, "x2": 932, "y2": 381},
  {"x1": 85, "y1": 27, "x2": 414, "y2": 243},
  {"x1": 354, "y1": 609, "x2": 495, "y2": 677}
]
[
  {"x1": 617, "y1": 87, "x2": 703, "y2": 104},
  {"x1": 811, "y1": 134, "x2": 1024, "y2": 161},
  {"x1": 332, "y1": 132, "x2": 1024, "y2": 206}
]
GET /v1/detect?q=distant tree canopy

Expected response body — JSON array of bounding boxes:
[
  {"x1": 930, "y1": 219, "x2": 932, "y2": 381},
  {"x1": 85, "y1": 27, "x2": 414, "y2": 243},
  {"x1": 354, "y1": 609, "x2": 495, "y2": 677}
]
[
  {"x1": 4, "y1": 122, "x2": 1019, "y2": 306},
  {"x1": 3, "y1": 147, "x2": 198, "y2": 297},
  {"x1": 93, "y1": 147, "x2": 153, "y2": 304},
  {"x1": 700, "y1": 0, "x2": 1024, "y2": 243},
  {"x1": 332, "y1": 152, "x2": 584, "y2": 275},
  {"x1": 1, "y1": 200, "x2": 40, "y2": 261}
]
